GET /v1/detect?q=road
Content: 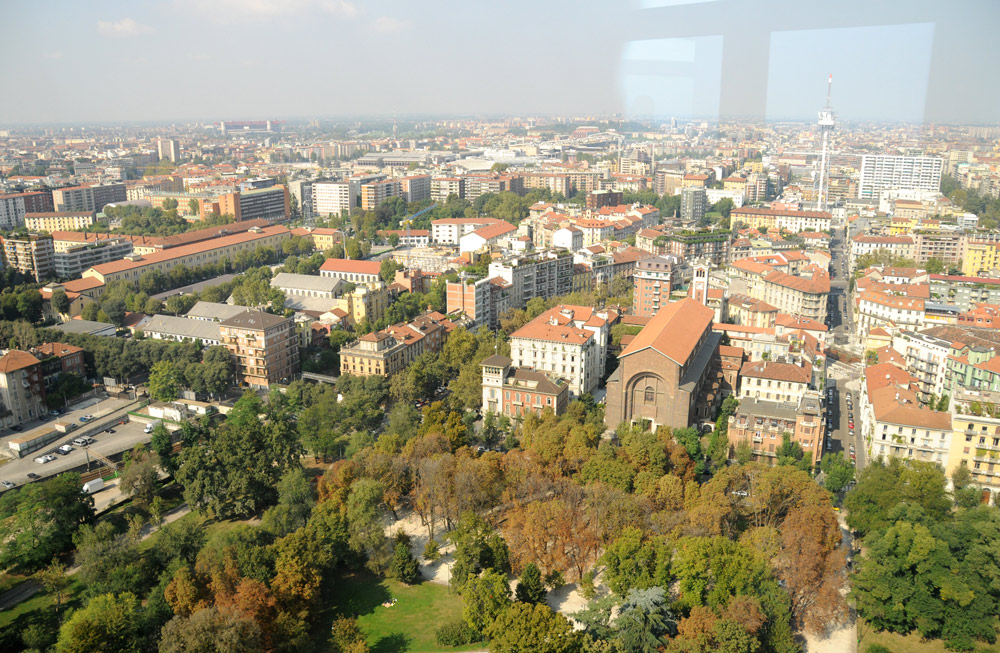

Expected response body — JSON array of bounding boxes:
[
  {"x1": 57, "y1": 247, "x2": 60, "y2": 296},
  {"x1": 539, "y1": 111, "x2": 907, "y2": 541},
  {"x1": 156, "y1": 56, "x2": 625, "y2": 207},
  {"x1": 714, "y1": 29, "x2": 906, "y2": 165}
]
[
  {"x1": 0, "y1": 397, "x2": 154, "y2": 490},
  {"x1": 825, "y1": 223, "x2": 866, "y2": 471}
]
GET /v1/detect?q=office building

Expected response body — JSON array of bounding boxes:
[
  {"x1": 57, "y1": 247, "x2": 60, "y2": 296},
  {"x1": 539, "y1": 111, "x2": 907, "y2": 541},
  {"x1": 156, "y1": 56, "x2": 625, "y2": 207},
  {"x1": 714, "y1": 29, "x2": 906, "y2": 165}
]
[
  {"x1": 157, "y1": 138, "x2": 180, "y2": 162},
  {"x1": 219, "y1": 309, "x2": 299, "y2": 389},
  {"x1": 858, "y1": 155, "x2": 944, "y2": 199}
]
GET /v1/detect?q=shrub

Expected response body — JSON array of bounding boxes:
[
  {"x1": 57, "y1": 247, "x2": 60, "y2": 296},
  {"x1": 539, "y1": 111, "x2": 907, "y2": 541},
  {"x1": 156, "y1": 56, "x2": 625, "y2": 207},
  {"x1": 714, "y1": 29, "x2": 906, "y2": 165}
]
[
  {"x1": 435, "y1": 618, "x2": 478, "y2": 646},
  {"x1": 423, "y1": 538, "x2": 441, "y2": 562}
]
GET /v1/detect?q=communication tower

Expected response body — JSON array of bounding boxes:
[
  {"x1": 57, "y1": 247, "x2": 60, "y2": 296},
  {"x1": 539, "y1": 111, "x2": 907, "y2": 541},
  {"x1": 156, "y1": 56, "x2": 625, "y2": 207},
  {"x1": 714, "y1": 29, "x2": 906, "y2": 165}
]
[{"x1": 816, "y1": 74, "x2": 836, "y2": 212}]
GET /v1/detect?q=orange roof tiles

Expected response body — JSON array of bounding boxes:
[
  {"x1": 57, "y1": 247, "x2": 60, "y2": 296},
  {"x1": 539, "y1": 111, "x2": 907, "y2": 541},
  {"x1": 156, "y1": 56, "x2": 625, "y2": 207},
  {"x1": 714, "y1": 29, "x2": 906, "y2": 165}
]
[{"x1": 620, "y1": 298, "x2": 714, "y2": 365}]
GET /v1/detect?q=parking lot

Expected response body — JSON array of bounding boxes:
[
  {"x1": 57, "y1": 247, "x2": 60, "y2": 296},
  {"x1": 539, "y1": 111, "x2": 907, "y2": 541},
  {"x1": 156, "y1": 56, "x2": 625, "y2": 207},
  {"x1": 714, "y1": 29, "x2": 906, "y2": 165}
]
[{"x1": 0, "y1": 396, "x2": 154, "y2": 491}]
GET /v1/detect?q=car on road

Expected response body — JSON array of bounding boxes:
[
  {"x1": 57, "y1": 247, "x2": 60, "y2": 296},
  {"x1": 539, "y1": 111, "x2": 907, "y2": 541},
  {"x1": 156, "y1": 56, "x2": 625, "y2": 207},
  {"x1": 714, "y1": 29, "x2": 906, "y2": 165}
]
[
  {"x1": 57, "y1": 444, "x2": 74, "y2": 455},
  {"x1": 79, "y1": 415, "x2": 94, "y2": 422},
  {"x1": 72, "y1": 436, "x2": 95, "y2": 446},
  {"x1": 34, "y1": 454, "x2": 56, "y2": 464},
  {"x1": 105, "y1": 428, "x2": 115, "y2": 434},
  {"x1": 0, "y1": 480, "x2": 15, "y2": 489},
  {"x1": 26, "y1": 473, "x2": 39, "y2": 480},
  {"x1": 50, "y1": 409, "x2": 60, "y2": 416}
]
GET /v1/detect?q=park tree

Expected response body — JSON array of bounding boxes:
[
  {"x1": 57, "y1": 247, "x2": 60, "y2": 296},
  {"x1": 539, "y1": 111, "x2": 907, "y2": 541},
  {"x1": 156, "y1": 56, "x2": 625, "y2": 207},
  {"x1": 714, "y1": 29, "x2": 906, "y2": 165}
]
[
  {"x1": 380, "y1": 258, "x2": 402, "y2": 283},
  {"x1": 389, "y1": 531, "x2": 420, "y2": 584},
  {"x1": 461, "y1": 568, "x2": 511, "y2": 635},
  {"x1": 515, "y1": 562, "x2": 547, "y2": 604},
  {"x1": 261, "y1": 467, "x2": 316, "y2": 537},
  {"x1": 486, "y1": 603, "x2": 582, "y2": 653},
  {"x1": 616, "y1": 587, "x2": 677, "y2": 652},
  {"x1": 55, "y1": 592, "x2": 143, "y2": 653},
  {"x1": 159, "y1": 607, "x2": 262, "y2": 653},
  {"x1": 844, "y1": 458, "x2": 951, "y2": 536},
  {"x1": 0, "y1": 472, "x2": 93, "y2": 572},
  {"x1": 150, "y1": 423, "x2": 176, "y2": 475},
  {"x1": 16, "y1": 289, "x2": 44, "y2": 323},
  {"x1": 600, "y1": 527, "x2": 672, "y2": 597},
  {"x1": 148, "y1": 360, "x2": 181, "y2": 402},
  {"x1": 102, "y1": 297, "x2": 127, "y2": 327},
  {"x1": 820, "y1": 452, "x2": 855, "y2": 493},
  {"x1": 176, "y1": 392, "x2": 301, "y2": 519},
  {"x1": 119, "y1": 445, "x2": 160, "y2": 510},
  {"x1": 52, "y1": 287, "x2": 71, "y2": 314}
]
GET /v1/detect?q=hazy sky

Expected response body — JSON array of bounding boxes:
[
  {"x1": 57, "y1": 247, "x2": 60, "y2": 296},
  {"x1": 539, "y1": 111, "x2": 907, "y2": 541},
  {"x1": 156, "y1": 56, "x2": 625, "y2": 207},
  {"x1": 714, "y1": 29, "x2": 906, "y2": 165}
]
[{"x1": 1, "y1": 0, "x2": 997, "y2": 125}]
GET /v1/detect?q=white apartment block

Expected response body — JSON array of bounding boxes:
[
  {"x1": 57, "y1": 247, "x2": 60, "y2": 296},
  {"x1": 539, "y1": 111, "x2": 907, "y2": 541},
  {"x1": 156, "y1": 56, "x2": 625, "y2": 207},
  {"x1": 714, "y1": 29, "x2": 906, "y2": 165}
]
[
  {"x1": 509, "y1": 305, "x2": 610, "y2": 397},
  {"x1": 859, "y1": 155, "x2": 944, "y2": 199},
  {"x1": 891, "y1": 330, "x2": 951, "y2": 400},
  {"x1": 488, "y1": 251, "x2": 574, "y2": 309},
  {"x1": 431, "y1": 218, "x2": 501, "y2": 245},
  {"x1": 855, "y1": 291, "x2": 925, "y2": 339},
  {"x1": 312, "y1": 181, "x2": 358, "y2": 217},
  {"x1": 849, "y1": 235, "x2": 915, "y2": 271},
  {"x1": 0, "y1": 195, "x2": 27, "y2": 229}
]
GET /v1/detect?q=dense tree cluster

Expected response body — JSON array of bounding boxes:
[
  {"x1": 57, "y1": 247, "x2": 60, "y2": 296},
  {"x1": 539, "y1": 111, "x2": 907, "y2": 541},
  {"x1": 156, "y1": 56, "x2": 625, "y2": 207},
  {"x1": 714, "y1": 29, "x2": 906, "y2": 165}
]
[{"x1": 846, "y1": 458, "x2": 1000, "y2": 650}]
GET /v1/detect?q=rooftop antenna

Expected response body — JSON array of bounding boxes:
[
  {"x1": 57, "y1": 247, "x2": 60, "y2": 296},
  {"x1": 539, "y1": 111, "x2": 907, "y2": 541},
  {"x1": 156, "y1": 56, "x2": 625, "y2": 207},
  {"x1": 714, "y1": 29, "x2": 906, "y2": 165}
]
[{"x1": 816, "y1": 74, "x2": 836, "y2": 212}]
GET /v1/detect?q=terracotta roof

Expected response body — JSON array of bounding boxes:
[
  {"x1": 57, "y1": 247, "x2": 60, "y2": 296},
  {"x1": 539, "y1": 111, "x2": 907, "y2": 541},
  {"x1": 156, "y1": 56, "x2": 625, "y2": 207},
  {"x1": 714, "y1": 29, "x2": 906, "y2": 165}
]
[
  {"x1": 871, "y1": 386, "x2": 951, "y2": 430},
  {"x1": 620, "y1": 298, "x2": 714, "y2": 365},
  {"x1": 775, "y1": 314, "x2": 827, "y2": 332},
  {"x1": 33, "y1": 342, "x2": 83, "y2": 358},
  {"x1": 0, "y1": 350, "x2": 41, "y2": 373},
  {"x1": 88, "y1": 226, "x2": 289, "y2": 276},
  {"x1": 469, "y1": 221, "x2": 516, "y2": 240},
  {"x1": 431, "y1": 218, "x2": 503, "y2": 226},
  {"x1": 319, "y1": 258, "x2": 382, "y2": 275},
  {"x1": 740, "y1": 359, "x2": 811, "y2": 384},
  {"x1": 732, "y1": 207, "x2": 832, "y2": 219}
]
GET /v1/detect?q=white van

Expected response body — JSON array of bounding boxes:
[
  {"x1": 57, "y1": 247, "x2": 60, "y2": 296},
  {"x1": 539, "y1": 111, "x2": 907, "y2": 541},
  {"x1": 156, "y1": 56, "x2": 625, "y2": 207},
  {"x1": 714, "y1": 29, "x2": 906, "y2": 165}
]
[
  {"x1": 82, "y1": 478, "x2": 105, "y2": 494},
  {"x1": 144, "y1": 420, "x2": 162, "y2": 434}
]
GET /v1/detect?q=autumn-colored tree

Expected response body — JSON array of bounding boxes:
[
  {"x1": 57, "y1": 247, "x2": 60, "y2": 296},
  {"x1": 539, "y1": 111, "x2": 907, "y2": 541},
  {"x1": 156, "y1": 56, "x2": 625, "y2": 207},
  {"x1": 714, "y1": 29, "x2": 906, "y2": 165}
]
[
  {"x1": 502, "y1": 495, "x2": 601, "y2": 582},
  {"x1": 164, "y1": 565, "x2": 209, "y2": 617}
]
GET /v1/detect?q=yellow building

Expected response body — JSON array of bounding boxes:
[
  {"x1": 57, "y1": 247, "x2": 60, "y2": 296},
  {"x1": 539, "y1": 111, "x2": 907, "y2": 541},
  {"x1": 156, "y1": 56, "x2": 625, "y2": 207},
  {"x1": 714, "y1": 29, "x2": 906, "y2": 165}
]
[
  {"x1": 948, "y1": 411, "x2": 1000, "y2": 505},
  {"x1": 333, "y1": 284, "x2": 388, "y2": 328},
  {"x1": 25, "y1": 211, "x2": 97, "y2": 232},
  {"x1": 888, "y1": 216, "x2": 918, "y2": 235},
  {"x1": 963, "y1": 241, "x2": 1000, "y2": 277},
  {"x1": 292, "y1": 227, "x2": 344, "y2": 251}
]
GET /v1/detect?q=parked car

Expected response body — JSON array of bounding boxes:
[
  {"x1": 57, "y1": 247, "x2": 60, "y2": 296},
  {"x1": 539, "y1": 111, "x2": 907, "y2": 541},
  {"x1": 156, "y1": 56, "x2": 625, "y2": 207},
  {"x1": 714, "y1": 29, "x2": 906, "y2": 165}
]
[
  {"x1": 34, "y1": 454, "x2": 56, "y2": 464},
  {"x1": 26, "y1": 473, "x2": 39, "y2": 480},
  {"x1": 49, "y1": 409, "x2": 60, "y2": 416},
  {"x1": 72, "y1": 436, "x2": 95, "y2": 446},
  {"x1": 0, "y1": 480, "x2": 15, "y2": 489},
  {"x1": 105, "y1": 428, "x2": 115, "y2": 434},
  {"x1": 848, "y1": 421, "x2": 855, "y2": 429},
  {"x1": 57, "y1": 444, "x2": 74, "y2": 455},
  {"x1": 79, "y1": 415, "x2": 93, "y2": 422}
]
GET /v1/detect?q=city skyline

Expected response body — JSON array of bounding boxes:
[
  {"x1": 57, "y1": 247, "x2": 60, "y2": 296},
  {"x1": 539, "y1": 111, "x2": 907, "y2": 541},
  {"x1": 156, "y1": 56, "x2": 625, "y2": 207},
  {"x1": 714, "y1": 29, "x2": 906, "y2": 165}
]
[{"x1": 1, "y1": 0, "x2": 998, "y2": 126}]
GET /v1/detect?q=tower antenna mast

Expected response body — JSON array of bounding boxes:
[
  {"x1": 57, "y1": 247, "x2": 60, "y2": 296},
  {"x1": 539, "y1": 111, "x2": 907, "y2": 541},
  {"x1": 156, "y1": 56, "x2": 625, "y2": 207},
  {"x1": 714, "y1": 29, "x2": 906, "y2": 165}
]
[{"x1": 816, "y1": 74, "x2": 836, "y2": 212}]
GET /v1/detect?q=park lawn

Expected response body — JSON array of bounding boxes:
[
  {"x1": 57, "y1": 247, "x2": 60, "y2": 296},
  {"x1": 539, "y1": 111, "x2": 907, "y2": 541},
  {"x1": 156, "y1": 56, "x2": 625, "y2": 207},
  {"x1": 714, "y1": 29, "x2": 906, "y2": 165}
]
[
  {"x1": 326, "y1": 571, "x2": 483, "y2": 653},
  {"x1": 858, "y1": 620, "x2": 1000, "y2": 653},
  {"x1": 0, "y1": 577, "x2": 85, "y2": 631}
]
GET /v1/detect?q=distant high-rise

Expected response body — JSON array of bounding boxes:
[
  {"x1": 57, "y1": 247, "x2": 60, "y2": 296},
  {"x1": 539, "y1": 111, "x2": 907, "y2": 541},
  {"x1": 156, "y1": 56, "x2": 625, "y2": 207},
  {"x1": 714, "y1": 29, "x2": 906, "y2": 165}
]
[
  {"x1": 157, "y1": 138, "x2": 180, "y2": 163},
  {"x1": 681, "y1": 186, "x2": 707, "y2": 223},
  {"x1": 858, "y1": 155, "x2": 944, "y2": 199}
]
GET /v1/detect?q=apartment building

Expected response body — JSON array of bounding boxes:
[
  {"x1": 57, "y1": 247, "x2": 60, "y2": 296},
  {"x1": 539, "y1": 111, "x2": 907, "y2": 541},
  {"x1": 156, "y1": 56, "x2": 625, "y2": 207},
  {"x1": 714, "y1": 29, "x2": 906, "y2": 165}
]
[
  {"x1": 219, "y1": 309, "x2": 299, "y2": 389},
  {"x1": 948, "y1": 409, "x2": 1000, "y2": 506},
  {"x1": 739, "y1": 359, "x2": 812, "y2": 404},
  {"x1": 1, "y1": 233, "x2": 55, "y2": 282},
  {"x1": 431, "y1": 217, "x2": 505, "y2": 245},
  {"x1": 53, "y1": 236, "x2": 134, "y2": 279},
  {"x1": 481, "y1": 354, "x2": 570, "y2": 419},
  {"x1": 313, "y1": 180, "x2": 359, "y2": 217},
  {"x1": 849, "y1": 235, "x2": 916, "y2": 270},
  {"x1": 632, "y1": 256, "x2": 678, "y2": 318},
  {"x1": 318, "y1": 258, "x2": 382, "y2": 285},
  {"x1": 681, "y1": 187, "x2": 707, "y2": 223},
  {"x1": 157, "y1": 138, "x2": 180, "y2": 162},
  {"x1": 25, "y1": 211, "x2": 97, "y2": 232},
  {"x1": 445, "y1": 275, "x2": 512, "y2": 329},
  {"x1": 731, "y1": 260, "x2": 830, "y2": 322},
  {"x1": 51, "y1": 183, "x2": 126, "y2": 212},
  {"x1": 339, "y1": 312, "x2": 452, "y2": 377},
  {"x1": 509, "y1": 305, "x2": 611, "y2": 397},
  {"x1": 914, "y1": 232, "x2": 965, "y2": 265},
  {"x1": 859, "y1": 155, "x2": 944, "y2": 199},
  {"x1": 0, "y1": 351, "x2": 46, "y2": 432},
  {"x1": 377, "y1": 229, "x2": 430, "y2": 248},
  {"x1": 891, "y1": 330, "x2": 951, "y2": 401},
  {"x1": 431, "y1": 177, "x2": 464, "y2": 202},
  {"x1": 360, "y1": 179, "x2": 401, "y2": 211},
  {"x1": 31, "y1": 342, "x2": 86, "y2": 389},
  {"x1": 459, "y1": 221, "x2": 517, "y2": 254},
  {"x1": 727, "y1": 394, "x2": 825, "y2": 467},
  {"x1": 82, "y1": 225, "x2": 292, "y2": 285},
  {"x1": 730, "y1": 207, "x2": 832, "y2": 233},
  {"x1": 331, "y1": 284, "x2": 389, "y2": 328},
  {"x1": 0, "y1": 191, "x2": 54, "y2": 229},
  {"x1": 487, "y1": 250, "x2": 574, "y2": 309},
  {"x1": 855, "y1": 291, "x2": 925, "y2": 339},
  {"x1": 399, "y1": 175, "x2": 431, "y2": 202}
]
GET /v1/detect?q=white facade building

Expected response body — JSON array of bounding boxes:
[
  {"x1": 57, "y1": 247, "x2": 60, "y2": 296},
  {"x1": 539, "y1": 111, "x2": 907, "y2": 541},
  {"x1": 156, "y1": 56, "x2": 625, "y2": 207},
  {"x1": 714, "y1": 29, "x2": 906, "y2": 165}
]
[{"x1": 859, "y1": 155, "x2": 944, "y2": 199}]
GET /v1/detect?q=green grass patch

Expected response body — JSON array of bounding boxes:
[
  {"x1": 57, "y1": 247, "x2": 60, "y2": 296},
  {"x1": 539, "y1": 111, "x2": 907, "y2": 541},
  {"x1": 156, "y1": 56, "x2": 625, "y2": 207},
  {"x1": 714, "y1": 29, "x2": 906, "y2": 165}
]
[
  {"x1": 0, "y1": 577, "x2": 86, "y2": 649},
  {"x1": 858, "y1": 619, "x2": 1000, "y2": 653},
  {"x1": 323, "y1": 570, "x2": 482, "y2": 653}
]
